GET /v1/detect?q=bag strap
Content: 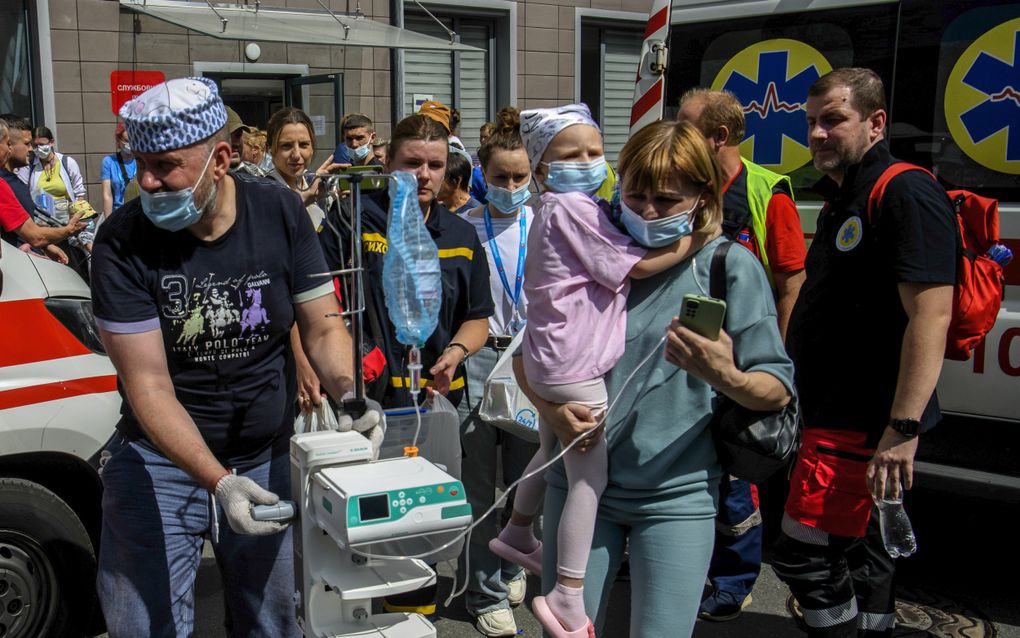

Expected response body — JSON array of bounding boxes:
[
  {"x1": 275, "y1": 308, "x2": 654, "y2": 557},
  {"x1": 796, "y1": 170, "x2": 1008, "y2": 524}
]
[
  {"x1": 115, "y1": 152, "x2": 130, "y2": 184},
  {"x1": 709, "y1": 241, "x2": 733, "y2": 301},
  {"x1": 866, "y1": 162, "x2": 935, "y2": 224}
]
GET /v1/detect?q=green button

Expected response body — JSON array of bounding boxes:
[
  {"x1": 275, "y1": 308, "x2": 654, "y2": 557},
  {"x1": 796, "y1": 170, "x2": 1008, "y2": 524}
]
[{"x1": 441, "y1": 503, "x2": 472, "y2": 520}]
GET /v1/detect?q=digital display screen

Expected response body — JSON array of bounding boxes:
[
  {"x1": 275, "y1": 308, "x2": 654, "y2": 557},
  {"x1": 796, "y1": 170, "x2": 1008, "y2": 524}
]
[{"x1": 358, "y1": 494, "x2": 390, "y2": 522}]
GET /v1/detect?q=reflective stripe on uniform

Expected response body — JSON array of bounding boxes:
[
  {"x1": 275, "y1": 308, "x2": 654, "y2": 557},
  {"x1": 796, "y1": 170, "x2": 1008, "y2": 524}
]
[
  {"x1": 781, "y1": 513, "x2": 830, "y2": 546},
  {"x1": 437, "y1": 246, "x2": 473, "y2": 260},
  {"x1": 390, "y1": 375, "x2": 465, "y2": 391},
  {"x1": 802, "y1": 598, "x2": 858, "y2": 628},
  {"x1": 858, "y1": 611, "x2": 896, "y2": 631}
]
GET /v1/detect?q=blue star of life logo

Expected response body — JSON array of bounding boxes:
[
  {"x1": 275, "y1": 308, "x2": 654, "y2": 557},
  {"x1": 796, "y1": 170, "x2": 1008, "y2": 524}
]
[
  {"x1": 722, "y1": 50, "x2": 822, "y2": 166},
  {"x1": 841, "y1": 224, "x2": 856, "y2": 244},
  {"x1": 959, "y1": 30, "x2": 1020, "y2": 161}
]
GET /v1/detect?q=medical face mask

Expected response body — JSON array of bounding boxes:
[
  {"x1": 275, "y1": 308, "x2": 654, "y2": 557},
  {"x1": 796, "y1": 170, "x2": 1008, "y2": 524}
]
[
  {"x1": 139, "y1": 148, "x2": 217, "y2": 232},
  {"x1": 540, "y1": 156, "x2": 607, "y2": 195},
  {"x1": 619, "y1": 197, "x2": 697, "y2": 248},
  {"x1": 486, "y1": 182, "x2": 531, "y2": 213},
  {"x1": 35, "y1": 144, "x2": 53, "y2": 161},
  {"x1": 348, "y1": 143, "x2": 371, "y2": 161}
]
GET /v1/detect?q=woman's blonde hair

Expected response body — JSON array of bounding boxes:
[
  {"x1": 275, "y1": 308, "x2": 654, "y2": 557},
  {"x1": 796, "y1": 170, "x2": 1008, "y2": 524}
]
[{"x1": 616, "y1": 120, "x2": 723, "y2": 238}]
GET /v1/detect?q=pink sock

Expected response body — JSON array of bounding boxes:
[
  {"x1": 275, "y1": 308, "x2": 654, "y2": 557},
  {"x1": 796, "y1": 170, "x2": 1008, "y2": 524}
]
[
  {"x1": 498, "y1": 521, "x2": 539, "y2": 553},
  {"x1": 546, "y1": 582, "x2": 588, "y2": 632}
]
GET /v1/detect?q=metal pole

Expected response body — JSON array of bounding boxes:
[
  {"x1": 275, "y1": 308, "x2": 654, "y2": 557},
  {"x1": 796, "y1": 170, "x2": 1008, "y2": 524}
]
[{"x1": 342, "y1": 173, "x2": 368, "y2": 419}]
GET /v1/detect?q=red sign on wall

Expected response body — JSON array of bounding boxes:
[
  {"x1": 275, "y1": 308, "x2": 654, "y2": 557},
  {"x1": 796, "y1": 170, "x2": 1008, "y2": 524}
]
[{"x1": 110, "y1": 70, "x2": 166, "y2": 115}]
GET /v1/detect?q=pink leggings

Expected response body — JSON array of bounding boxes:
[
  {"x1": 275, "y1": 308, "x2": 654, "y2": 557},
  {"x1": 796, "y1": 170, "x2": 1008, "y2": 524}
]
[{"x1": 514, "y1": 378, "x2": 608, "y2": 580}]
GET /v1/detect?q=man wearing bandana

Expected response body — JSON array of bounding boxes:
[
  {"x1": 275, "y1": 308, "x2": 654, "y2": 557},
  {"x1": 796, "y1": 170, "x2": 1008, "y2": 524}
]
[{"x1": 90, "y1": 77, "x2": 381, "y2": 636}]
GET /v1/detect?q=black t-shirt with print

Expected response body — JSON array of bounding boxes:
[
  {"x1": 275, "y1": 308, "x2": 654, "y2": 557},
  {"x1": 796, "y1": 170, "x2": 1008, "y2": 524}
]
[
  {"x1": 322, "y1": 190, "x2": 493, "y2": 408},
  {"x1": 786, "y1": 141, "x2": 957, "y2": 443},
  {"x1": 91, "y1": 172, "x2": 332, "y2": 468}
]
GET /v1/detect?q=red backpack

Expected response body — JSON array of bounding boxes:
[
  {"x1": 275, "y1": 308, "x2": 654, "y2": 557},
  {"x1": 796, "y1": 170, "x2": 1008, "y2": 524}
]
[{"x1": 867, "y1": 163, "x2": 1005, "y2": 361}]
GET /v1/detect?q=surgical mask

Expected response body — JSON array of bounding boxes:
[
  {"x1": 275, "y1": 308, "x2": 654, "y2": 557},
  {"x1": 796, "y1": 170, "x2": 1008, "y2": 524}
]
[
  {"x1": 348, "y1": 143, "x2": 371, "y2": 161},
  {"x1": 139, "y1": 148, "x2": 217, "y2": 232},
  {"x1": 541, "y1": 156, "x2": 607, "y2": 195},
  {"x1": 35, "y1": 144, "x2": 53, "y2": 161},
  {"x1": 486, "y1": 182, "x2": 531, "y2": 213},
  {"x1": 619, "y1": 197, "x2": 697, "y2": 248}
]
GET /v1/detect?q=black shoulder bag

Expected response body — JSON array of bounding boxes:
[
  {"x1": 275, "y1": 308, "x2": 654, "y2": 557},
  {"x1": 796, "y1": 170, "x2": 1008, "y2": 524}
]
[{"x1": 708, "y1": 241, "x2": 800, "y2": 483}]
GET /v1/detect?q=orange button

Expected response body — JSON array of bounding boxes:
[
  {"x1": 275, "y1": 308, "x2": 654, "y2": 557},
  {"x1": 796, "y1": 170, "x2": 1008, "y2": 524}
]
[{"x1": 437, "y1": 486, "x2": 445, "y2": 493}]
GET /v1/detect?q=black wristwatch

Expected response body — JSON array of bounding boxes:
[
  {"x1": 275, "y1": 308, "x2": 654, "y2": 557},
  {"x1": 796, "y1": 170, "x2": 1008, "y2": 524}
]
[{"x1": 888, "y1": 418, "x2": 921, "y2": 438}]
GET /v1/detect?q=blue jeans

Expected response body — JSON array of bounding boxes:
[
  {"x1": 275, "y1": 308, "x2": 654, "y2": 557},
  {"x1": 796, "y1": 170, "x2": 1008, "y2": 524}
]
[
  {"x1": 542, "y1": 483, "x2": 716, "y2": 638},
  {"x1": 457, "y1": 346, "x2": 540, "y2": 615},
  {"x1": 707, "y1": 476, "x2": 763, "y2": 597},
  {"x1": 97, "y1": 434, "x2": 300, "y2": 638}
]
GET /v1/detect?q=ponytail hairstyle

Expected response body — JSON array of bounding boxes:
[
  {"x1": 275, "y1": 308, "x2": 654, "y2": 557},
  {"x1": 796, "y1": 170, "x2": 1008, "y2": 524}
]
[
  {"x1": 478, "y1": 106, "x2": 524, "y2": 171},
  {"x1": 389, "y1": 113, "x2": 449, "y2": 160}
]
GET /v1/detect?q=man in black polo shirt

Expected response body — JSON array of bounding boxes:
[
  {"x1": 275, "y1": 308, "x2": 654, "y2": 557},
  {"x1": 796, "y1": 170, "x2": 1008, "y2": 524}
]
[{"x1": 772, "y1": 68, "x2": 956, "y2": 638}]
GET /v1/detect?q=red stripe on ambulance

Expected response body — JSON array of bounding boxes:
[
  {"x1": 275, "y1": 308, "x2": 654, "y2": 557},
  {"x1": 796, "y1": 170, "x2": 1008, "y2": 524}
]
[{"x1": 0, "y1": 375, "x2": 119, "y2": 410}]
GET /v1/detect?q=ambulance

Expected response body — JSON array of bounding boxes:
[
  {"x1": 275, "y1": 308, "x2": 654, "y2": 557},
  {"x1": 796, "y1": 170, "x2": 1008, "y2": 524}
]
[
  {"x1": 0, "y1": 240, "x2": 118, "y2": 637},
  {"x1": 633, "y1": 0, "x2": 1020, "y2": 500}
]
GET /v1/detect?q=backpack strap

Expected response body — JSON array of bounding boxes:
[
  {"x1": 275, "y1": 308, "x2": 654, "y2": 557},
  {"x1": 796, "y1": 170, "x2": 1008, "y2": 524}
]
[
  {"x1": 709, "y1": 241, "x2": 733, "y2": 301},
  {"x1": 866, "y1": 162, "x2": 935, "y2": 224},
  {"x1": 60, "y1": 154, "x2": 70, "y2": 177}
]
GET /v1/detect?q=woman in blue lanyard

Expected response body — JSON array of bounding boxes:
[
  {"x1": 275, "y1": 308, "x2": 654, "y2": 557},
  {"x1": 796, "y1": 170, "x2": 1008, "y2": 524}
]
[{"x1": 456, "y1": 106, "x2": 538, "y2": 637}]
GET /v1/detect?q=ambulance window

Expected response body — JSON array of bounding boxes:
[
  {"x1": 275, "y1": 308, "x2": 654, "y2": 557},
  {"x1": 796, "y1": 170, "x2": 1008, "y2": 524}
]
[
  {"x1": 666, "y1": 4, "x2": 898, "y2": 199},
  {"x1": 893, "y1": 0, "x2": 1020, "y2": 203}
]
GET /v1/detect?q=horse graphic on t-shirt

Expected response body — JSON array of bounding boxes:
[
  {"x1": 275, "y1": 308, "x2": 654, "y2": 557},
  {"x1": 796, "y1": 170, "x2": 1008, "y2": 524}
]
[
  {"x1": 240, "y1": 287, "x2": 270, "y2": 337},
  {"x1": 177, "y1": 294, "x2": 205, "y2": 347}
]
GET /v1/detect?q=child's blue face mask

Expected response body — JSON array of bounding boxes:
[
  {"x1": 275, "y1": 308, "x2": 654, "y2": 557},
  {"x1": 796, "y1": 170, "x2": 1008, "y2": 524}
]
[{"x1": 540, "y1": 156, "x2": 607, "y2": 195}]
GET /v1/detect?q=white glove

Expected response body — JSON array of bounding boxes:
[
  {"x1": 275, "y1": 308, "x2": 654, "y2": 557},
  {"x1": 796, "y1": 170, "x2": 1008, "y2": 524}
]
[
  {"x1": 214, "y1": 474, "x2": 286, "y2": 536},
  {"x1": 338, "y1": 393, "x2": 386, "y2": 458}
]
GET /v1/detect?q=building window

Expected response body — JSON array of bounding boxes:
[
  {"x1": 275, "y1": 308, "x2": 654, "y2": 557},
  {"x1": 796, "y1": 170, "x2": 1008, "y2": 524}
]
[
  {"x1": 403, "y1": 10, "x2": 495, "y2": 154},
  {"x1": 580, "y1": 24, "x2": 644, "y2": 167},
  {"x1": 0, "y1": 0, "x2": 39, "y2": 118}
]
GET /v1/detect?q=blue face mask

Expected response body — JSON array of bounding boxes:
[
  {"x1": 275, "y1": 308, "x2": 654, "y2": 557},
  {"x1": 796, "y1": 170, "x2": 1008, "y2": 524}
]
[
  {"x1": 348, "y1": 143, "x2": 371, "y2": 161},
  {"x1": 140, "y1": 148, "x2": 216, "y2": 232},
  {"x1": 541, "y1": 156, "x2": 607, "y2": 195},
  {"x1": 486, "y1": 182, "x2": 531, "y2": 213},
  {"x1": 619, "y1": 197, "x2": 697, "y2": 248}
]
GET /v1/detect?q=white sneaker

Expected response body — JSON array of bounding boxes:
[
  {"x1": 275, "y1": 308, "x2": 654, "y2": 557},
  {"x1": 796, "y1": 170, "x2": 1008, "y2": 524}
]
[
  {"x1": 473, "y1": 608, "x2": 518, "y2": 637},
  {"x1": 505, "y1": 575, "x2": 526, "y2": 607}
]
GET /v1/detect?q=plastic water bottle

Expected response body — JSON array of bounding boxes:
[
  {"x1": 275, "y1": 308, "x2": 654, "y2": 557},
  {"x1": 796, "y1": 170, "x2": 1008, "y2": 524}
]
[{"x1": 874, "y1": 483, "x2": 917, "y2": 558}]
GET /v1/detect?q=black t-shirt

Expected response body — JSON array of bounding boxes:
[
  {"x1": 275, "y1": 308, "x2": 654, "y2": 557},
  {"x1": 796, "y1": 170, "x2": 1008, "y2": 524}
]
[
  {"x1": 91, "y1": 172, "x2": 333, "y2": 468},
  {"x1": 786, "y1": 141, "x2": 957, "y2": 443},
  {"x1": 322, "y1": 191, "x2": 493, "y2": 408},
  {"x1": 1, "y1": 168, "x2": 33, "y2": 246}
]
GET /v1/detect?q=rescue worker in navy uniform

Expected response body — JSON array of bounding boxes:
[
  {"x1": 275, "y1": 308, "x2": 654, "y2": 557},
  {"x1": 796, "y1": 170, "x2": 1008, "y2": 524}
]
[
  {"x1": 677, "y1": 88, "x2": 806, "y2": 621},
  {"x1": 772, "y1": 68, "x2": 957, "y2": 637},
  {"x1": 90, "y1": 78, "x2": 380, "y2": 636},
  {"x1": 321, "y1": 107, "x2": 494, "y2": 617}
]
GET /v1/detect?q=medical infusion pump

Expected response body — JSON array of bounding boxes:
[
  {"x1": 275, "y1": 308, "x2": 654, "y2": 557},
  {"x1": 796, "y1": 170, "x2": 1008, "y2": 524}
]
[{"x1": 310, "y1": 455, "x2": 472, "y2": 547}]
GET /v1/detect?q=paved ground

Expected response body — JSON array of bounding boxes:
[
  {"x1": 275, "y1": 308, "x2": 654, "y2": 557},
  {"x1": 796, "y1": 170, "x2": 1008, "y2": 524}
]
[{"x1": 176, "y1": 485, "x2": 1019, "y2": 637}]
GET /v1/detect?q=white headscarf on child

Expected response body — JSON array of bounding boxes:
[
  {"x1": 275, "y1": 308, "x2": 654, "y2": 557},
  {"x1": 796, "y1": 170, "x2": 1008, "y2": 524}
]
[{"x1": 520, "y1": 103, "x2": 600, "y2": 172}]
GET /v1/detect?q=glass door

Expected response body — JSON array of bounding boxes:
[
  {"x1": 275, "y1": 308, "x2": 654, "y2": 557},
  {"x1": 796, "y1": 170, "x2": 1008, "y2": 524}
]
[{"x1": 286, "y1": 73, "x2": 345, "y2": 167}]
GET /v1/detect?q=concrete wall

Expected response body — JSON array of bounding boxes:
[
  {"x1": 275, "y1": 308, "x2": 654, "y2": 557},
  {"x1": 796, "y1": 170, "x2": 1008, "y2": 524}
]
[
  {"x1": 516, "y1": 0, "x2": 652, "y2": 110},
  {"x1": 48, "y1": 0, "x2": 654, "y2": 203},
  {"x1": 48, "y1": 0, "x2": 394, "y2": 203}
]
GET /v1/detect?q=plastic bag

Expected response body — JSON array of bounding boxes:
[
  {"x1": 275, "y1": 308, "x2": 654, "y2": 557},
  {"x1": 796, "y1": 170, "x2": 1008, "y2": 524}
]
[
  {"x1": 382, "y1": 171, "x2": 441, "y2": 346},
  {"x1": 293, "y1": 401, "x2": 341, "y2": 434},
  {"x1": 478, "y1": 330, "x2": 540, "y2": 443}
]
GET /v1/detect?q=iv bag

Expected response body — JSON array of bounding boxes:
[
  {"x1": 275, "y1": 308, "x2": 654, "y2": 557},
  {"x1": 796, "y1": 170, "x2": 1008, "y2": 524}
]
[{"x1": 383, "y1": 171, "x2": 442, "y2": 346}]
